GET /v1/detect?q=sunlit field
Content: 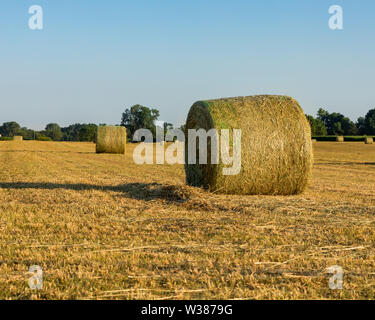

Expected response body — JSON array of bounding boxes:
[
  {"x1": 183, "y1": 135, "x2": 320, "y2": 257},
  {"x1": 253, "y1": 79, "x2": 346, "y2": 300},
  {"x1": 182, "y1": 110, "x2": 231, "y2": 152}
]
[{"x1": 0, "y1": 141, "x2": 374, "y2": 299}]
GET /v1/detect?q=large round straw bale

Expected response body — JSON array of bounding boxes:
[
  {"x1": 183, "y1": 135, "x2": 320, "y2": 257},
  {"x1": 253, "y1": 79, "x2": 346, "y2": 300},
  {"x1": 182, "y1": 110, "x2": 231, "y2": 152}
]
[
  {"x1": 96, "y1": 126, "x2": 127, "y2": 154},
  {"x1": 336, "y1": 136, "x2": 344, "y2": 142},
  {"x1": 365, "y1": 137, "x2": 373, "y2": 144},
  {"x1": 13, "y1": 136, "x2": 23, "y2": 141},
  {"x1": 184, "y1": 95, "x2": 313, "y2": 195}
]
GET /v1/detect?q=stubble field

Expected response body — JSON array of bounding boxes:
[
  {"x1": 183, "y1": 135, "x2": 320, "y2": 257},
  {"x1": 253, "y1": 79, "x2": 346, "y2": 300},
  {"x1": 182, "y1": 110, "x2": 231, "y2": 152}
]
[{"x1": 0, "y1": 141, "x2": 374, "y2": 299}]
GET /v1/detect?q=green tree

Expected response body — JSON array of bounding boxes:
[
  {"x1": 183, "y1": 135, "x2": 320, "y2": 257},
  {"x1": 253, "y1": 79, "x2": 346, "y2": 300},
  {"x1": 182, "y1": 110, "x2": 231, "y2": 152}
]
[
  {"x1": 163, "y1": 122, "x2": 173, "y2": 131},
  {"x1": 35, "y1": 133, "x2": 52, "y2": 141},
  {"x1": 317, "y1": 108, "x2": 329, "y2": 124},
  {"x1": 61, "y1": 124, "x2": 97, "y2": 142},
  {"x1": 364, "y1": 109, "x2": 375, "y2": 135},
  {"x1": 0, "y1": 122, "x2": 21, "y2": 137},
  {"x1": 19, "y1": 127, "x2": 36, "y2": 140},
  {"x1": 45, "y1": 123, "x2": 63, "y2": 141},
  {"x1": 333, "y1": 122, "x2": 344, "y2": 135},
  {"x1": 317, "y1": 108, "x2": 357, "y2": 135},
  {"x1": 315, "y1": 119, "x2": 327, "y2": 136},
  {"x1": 341, "y1": 116, "x2": 358, "y2": 135},
  {"x1": 78, "y1": 124, "x2": 97, "y2": 142},
  {"x1": 121, "y1": 105, "x2": 160, "y2": 140},
  {"x1": 306, "y1": 115, "x2": 327, "y2": 136},
  {"x1": 356, "y1": 117, "x2": 366, "y2": 135},
  {"x1": 163, "y1": 122, "x2": 173, "y2": 138},
  {"x1": 62, "y1": 124, "x2": 80, "y2": 141}
]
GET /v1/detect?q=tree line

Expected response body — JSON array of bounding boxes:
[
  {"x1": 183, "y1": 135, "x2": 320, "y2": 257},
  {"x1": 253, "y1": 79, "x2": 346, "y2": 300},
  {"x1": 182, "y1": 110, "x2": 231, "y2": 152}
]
[
  {"x1": 307, "y1": 108, "x2": 375, "y2": 136},
  {"x1": 0, "y1": 104, "x2": 174, "y2": 142},
  {"x1": 2, "y1": 105, "x2": 374, "y2": 141},
  {"x1": 0, "y1": 122, "x2": 98, "y2": 141}
]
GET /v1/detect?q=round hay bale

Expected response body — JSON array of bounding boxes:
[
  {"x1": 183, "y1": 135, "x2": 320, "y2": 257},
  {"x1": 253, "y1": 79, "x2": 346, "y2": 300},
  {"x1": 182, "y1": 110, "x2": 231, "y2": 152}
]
[
  {"x1": 96, "y1": 126, "x2": 127, "y2": 154},
  {"x1": 184, "y1": 95, "x2": 313, "y2": 195},
  {"x1": 312, "y1": 139, "x2": 317, "y2": 143},
  {"x1": 365, "y1": 137, "x2": 373, "y2": 144},
  {"x1": 13, "y1": 136, "x2": 23, "y2": 141},
  {"x1": 336, "y1": 136, "x2": 344, "y2": 142}
]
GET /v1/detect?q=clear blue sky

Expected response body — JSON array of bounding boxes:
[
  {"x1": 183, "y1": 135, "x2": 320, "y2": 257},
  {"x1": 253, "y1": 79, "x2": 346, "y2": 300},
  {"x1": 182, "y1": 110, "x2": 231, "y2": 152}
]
[{"x1": 1, "y1": 0, "x2": 374, "y2": 130}]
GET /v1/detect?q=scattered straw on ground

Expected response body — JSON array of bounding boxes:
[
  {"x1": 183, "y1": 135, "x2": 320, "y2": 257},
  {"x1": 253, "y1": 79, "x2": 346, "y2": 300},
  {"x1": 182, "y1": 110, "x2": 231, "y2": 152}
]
[{"x1": 0, "y1": 141, "x2": 374, "y2": 299}]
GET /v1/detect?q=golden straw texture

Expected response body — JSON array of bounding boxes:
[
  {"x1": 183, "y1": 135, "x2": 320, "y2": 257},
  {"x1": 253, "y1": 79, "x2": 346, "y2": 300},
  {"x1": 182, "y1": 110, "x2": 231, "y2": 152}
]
[
  {"x1": 96, "y1": 126, "x2": 127, "y2": 154},
  {"x1": 336, "y1": 136, "x2": 344, "y2": 142},
  {"x1": 185, "y1": 95, "x2": 313, "y2": 195}
]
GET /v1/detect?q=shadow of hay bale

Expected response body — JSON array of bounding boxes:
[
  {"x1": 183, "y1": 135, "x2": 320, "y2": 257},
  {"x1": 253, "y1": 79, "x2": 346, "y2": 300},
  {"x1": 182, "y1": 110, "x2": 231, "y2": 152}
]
[
  {"x1": 0, "y1": 181, "x2": 249, "y2": 213},
  {"x1": 0, "y1": 181, "x2": 191, "y2": 204},
  {"x1": 114, "y1": 183, "x2": 192, "y2": 202}
]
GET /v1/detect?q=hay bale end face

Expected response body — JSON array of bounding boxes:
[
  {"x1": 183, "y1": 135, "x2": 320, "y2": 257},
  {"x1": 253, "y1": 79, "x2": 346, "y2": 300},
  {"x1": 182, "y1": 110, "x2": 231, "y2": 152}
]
[
  {"x1": 336, "y1": 136, "x2": 344, "y2": 142},
  {"x1": 13, "y1": 136, "x2": 23, "y2": 141},
  {"x1": 365, "y1": 137, "x2": 374, "y2": 144},
  {"x1": 96, "y1": 126, "x2": 127, "y2": 154},
  {"x1": 184, "y1": 95, "x2": 313, "y2": 195}
]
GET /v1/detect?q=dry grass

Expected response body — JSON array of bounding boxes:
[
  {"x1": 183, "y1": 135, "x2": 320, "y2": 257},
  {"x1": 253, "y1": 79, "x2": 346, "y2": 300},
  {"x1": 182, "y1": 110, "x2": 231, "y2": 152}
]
[
  {"x1": 336, "y1": 136, "x2": 344, "y2": 142},
  {"x1": 185, "y1": 95, "x2": 312, "y2": 195},
  {"x1": 0, "y1": 141, "x2": 374, "y2": 300},
  {"x1": 96, "y1": 126, "x2": 126, "y2": 154}
]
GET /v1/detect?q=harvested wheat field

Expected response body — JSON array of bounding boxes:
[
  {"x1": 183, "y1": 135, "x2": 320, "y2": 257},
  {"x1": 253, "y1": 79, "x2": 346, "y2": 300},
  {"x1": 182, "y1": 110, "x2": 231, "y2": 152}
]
[{"x1": 0, "y1": 141, "x2": 375, "y2": 300}]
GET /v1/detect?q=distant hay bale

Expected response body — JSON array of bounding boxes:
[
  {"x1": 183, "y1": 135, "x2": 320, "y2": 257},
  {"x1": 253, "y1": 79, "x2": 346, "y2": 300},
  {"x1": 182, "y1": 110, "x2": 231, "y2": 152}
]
[
  {"x1": 365, "y1": 137, "x2": 373, "y2": 144},
  {"x1": 96, "y1": 126, "x2": 126, "y2": 154},
  {"x1": 13, "y1": 136, "x2": 23, "y2": 141},
  {"x1": 336, "y1": 136, "x2": 344, "y2": 142},
  {"x1": 312, "y1": 139, "x2": 317, "y2": 143},
  {"x1": 185, "y1": 95, "x2": 313, "y2": 195}
]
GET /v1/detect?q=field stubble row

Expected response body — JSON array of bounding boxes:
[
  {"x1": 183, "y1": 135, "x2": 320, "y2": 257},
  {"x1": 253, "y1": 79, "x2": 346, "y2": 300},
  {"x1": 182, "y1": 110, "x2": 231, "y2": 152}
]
[{"x1": 0, "y1": 141, "x2": 374, "y2": 299}]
